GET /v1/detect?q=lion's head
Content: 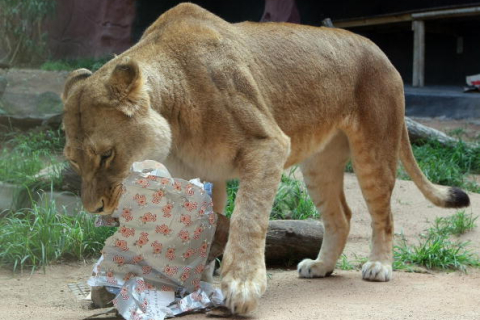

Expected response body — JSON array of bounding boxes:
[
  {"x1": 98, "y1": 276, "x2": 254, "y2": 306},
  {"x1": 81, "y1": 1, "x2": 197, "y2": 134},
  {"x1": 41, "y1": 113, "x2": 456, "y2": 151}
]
[{"x1": 62, "y1": 58, "x2": 172, "y2": 214}]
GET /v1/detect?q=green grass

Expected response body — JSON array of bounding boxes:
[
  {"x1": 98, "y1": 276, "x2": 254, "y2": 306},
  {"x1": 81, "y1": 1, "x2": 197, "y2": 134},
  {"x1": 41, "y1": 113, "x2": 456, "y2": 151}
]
[
  {"x1": 225, "y1": 167, "x2": 318, "y2": 220},
  {"x1": 0, "y1": 194, "x2": 116, "y2": 272},
  {"x1": 40, "y1": 57, "x2": 111, "y2": 72},
  {"x1": 225, "y1": 179, "x2": 239, "y2": 218},
  {"x1": 0, "y1": 129, "x2": 65, "y2": 186},
  {"x1": 399, "y1": 140, "x2": 480, "y2": 193},
  {"x1": 0, "y1": 129, "x2": 114, "y2": 272},
  {"x1": 394, "y1": 233, "x2": 480, "y2": 271},
  {"x1": 271, "y1": 168, "x2": 318, "y2": 220},
  {"x1": 431, "y1": 211, "x2": 478, "y2": 236},
  {"x1": 393, "y1": 211, "x2": 480, "y2": 272},
  {"x1": 336, "y1": 254, "x2": 368, "y2": 271},
  {"x1": 337, "y1": 211, "x2": 480, "y2": 272}
]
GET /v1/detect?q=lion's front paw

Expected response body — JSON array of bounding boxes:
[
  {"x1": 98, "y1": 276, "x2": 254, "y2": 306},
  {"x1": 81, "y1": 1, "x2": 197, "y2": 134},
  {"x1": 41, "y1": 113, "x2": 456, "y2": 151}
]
[
  {"x1": 221, "y1": 268, "x2": 267, "y2": 315},
  {"x1": 362, "y1": 261, "x2": 392, "y2": 282},
  {"x1": 297, "y1": 259, "x2": 334, "y2": 278}
]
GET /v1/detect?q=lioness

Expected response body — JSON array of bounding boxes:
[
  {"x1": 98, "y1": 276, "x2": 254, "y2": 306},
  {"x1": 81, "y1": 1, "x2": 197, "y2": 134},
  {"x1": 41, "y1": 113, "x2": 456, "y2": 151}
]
[{"x1": 62, "y1": 3, "x2": 470, "y2": 315}]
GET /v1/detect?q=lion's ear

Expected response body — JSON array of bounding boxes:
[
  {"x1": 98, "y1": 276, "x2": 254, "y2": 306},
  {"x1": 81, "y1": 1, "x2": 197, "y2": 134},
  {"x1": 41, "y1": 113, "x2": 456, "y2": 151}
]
[
  {"x1": 62, "y1": 68, "x2": 92, "y2": 101},
  {"x1": 108, "y1": 58, "x2": 148, "y2": 117}
]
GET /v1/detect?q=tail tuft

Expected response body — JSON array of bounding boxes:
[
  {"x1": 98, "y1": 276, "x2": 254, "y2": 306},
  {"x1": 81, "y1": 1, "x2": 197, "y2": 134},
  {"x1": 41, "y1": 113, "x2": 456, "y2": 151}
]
[{"x1": 445, "y1": 187, "x2": 470, "y2": 208}]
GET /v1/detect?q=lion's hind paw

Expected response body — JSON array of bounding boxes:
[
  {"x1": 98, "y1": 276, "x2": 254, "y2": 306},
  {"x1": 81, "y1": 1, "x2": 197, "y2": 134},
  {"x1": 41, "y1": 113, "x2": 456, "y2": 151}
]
[
  {"x1": 362, "y1": 261, "x2": 392, "y2": 282},
  {"x1": 297, "y1": 259, "x2": 334, "y2": 278}
]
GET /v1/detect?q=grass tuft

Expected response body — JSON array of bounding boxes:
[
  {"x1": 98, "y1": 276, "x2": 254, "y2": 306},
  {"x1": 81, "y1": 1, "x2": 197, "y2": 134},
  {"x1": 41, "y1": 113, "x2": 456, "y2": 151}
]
[
  {"x1": 431, "y1": 211, "x2": 478, "y2": 236},
  {"x1": 0, "y1": 129, "x2": 65, "y2": 190},
  {"x1": 0, "y1": 194, "x2": 116, "y2": 273},
  {"x1": 394, "y1": 233, "x2": 480, "y2": 271},
  {"x1": 393, "y1": 211, "x2": 480, "y2": 271},
  {"x1": 225, "y1": 168, "x2": 318, "y2": 220},
  {"x1": 399, "y1": 140, "x2": 480, "y2": 193},
  {"x1": 271, "y1": 168, "x2": 318, "y2": 220},
  {"x1": 336, "y1": 254, "x2": 368, "y2": 271}
]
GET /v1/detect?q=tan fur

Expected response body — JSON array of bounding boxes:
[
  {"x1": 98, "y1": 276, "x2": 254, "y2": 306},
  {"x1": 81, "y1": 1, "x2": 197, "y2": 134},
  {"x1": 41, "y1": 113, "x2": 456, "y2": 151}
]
[{"x1": 62, "y1": 3, "x2": 469, "y2": 315}]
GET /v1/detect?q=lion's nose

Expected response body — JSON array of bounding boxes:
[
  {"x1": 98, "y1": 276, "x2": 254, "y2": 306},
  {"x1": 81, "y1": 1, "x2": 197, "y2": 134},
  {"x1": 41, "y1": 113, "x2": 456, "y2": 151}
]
[
  {"x1": 84, "y1": 199, "x2": 105, "y2": 214},
  {"x1": 94, "y1": 199, "x2": 105, "y2": 213}
]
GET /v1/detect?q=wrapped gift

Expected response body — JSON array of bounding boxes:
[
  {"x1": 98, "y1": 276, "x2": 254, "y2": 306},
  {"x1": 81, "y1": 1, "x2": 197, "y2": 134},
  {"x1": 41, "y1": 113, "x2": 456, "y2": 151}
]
[{"x1": 88, "y1": 160, "x2": 224, "y2": 320}]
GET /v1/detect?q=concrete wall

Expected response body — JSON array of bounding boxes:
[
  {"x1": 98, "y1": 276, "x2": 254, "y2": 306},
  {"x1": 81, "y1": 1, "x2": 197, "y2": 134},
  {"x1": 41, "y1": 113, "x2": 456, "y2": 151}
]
[{"x1": 45, "y1": 0, "x2": 136, "y2": 59}]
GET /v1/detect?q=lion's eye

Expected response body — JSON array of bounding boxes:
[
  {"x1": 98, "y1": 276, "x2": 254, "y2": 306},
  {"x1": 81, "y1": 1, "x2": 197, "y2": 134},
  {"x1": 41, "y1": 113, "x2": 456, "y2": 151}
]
[
  {"x1": 101, "y1": 149, "x2": 112, "y2": 159},
  {"x1": 100, "y1": 149, "x2": 114, "y2": 166},
  {"x1": 69, "y1": 159, "x2": 80, "y2": 171}
]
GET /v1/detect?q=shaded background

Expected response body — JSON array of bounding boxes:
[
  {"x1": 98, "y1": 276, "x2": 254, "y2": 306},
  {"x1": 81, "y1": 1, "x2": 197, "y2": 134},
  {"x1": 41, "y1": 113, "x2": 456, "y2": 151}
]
[{"x1": 43, "y1": 0, "x2": 480, "y2": 86}]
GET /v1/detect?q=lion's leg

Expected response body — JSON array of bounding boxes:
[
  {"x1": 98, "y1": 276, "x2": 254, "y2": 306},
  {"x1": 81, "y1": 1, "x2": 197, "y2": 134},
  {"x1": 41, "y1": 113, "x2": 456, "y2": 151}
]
[
  {"x1": 202, "y1": 180, "x2": 227, "y2": 283},
  {"x1": 348, "y1": 127, "x2": 399, "y2": 282},
  {"x1": 297, "y1": 131, "x2": 352, "y2": 278},
  {"x1": 221, "y1": 136, "x2": 290, "y2": 315}
]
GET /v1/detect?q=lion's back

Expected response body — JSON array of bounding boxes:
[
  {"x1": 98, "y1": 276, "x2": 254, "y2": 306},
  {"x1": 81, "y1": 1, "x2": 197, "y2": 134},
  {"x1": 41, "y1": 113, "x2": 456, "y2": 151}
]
[{"x1": 132, "y1": 3, "x2": 403, "y2": 134}]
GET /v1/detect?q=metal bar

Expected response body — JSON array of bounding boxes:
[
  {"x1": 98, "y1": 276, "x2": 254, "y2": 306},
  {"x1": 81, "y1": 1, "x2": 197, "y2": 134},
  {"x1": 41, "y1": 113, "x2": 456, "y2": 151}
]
[
  {"x1": 412, "y1": 20, "x2": 425, "y2": 87},
  {"x1": 333, "y1": 14, "x2": 412, "y2": 28},
  {"x1": 412, "y1": 6, "x2": 480, "y2": 19},
  {"x1": 333, "y1": 5, "x2": 480, "y2": 28}
]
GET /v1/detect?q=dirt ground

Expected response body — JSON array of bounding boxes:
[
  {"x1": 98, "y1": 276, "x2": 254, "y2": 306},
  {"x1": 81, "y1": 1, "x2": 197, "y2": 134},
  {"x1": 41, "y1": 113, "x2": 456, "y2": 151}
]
[{"x1": 1, "y1": 174, "x2": 479, "y2": 320}]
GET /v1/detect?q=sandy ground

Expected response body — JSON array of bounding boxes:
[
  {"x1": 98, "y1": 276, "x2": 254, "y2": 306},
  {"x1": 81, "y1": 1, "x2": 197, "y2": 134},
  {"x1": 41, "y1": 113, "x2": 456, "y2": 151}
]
[{"x1": 1, "y1": 174, "x2": 479, "y2": 320}]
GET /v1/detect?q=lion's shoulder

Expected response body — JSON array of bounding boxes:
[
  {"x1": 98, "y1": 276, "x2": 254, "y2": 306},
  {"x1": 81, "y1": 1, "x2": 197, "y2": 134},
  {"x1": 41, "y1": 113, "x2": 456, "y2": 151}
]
[{"x1": 140, "y1": 3, "x2": 229, "y2": 41}]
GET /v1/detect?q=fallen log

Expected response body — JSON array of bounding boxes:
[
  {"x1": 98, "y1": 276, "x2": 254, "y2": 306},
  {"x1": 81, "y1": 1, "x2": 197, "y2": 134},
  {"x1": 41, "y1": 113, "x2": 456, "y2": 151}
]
[
  {"x1": 405, "y1": 117, "x2": 476, "y2": 147},
  {"x1": 265, "y1": 219, "x2": 323, "y2": 266},
  {"x1": 207, "y1": 218, "x2": 324, "y2": 267}
]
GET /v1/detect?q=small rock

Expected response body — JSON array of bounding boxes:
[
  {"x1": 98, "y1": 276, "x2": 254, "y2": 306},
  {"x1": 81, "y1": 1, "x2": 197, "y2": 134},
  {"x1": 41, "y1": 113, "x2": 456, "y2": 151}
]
[{"x1": 36, "y1": 91, "x2": 63, "y2": 114}]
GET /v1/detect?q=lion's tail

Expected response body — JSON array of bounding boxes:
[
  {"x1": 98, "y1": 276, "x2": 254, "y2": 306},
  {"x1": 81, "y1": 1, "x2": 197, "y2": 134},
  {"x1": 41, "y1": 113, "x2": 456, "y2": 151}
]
[{"x1": 399, "y1": 123, "x2": 470, "y2": 208}]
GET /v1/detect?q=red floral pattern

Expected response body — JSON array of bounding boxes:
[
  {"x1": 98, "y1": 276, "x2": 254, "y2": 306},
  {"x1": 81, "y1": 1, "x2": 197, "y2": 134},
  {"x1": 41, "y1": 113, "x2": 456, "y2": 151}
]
[
  {"x1": 121, "y1": 208, "x2": 133, "y2": 222},
  {"x1": 162, "y1": 203, "x2": 173, "y2": 217},
  {"x1": 180, "y1": 214, "x2": 192, "y2": 226},
  {"x1": 115, "y1": 239, "x2": 129, "y2": 251},
  {"x1": 155, "y1": 224, "x2": 172, "y2": 235},
  {"x1": 133, "y1": 194, "x2": 147, "y2": 206},
  {"x1": 184, "y1": 201, "x2": 198, "y2": 212},
  {"x1": 151, "y1": 190, "x2": 165, "y2": 204},
  {"x1": 164, "y1": 264, "x2": 179, "y2": 276},
  {"x1": 140, "y1": 212, "x2": 157, "y2": 223},
  {"x1": 151, "y1": 240, "x2": 163, "y2": 254},
  {"x1": 178, "y1": 230, "x2": 190, "y2": 243},
  {"x1": 165, "y1": 247, "x2": 176, "y2": 260},
  {"x1": 136, "y1": 178, "x2": 150, "y2": 188},
  {"x1": 113, "y1": 255, "x2": 125, "y2": 266},
  {"x1": 120, "y1": 226, "x2": 135, "y2": 238},
  {"x1": 135, "y1": 232, "x2": 149, "y2": 247},
  {"x1": 95, "y1": 161, "x2": 218, "y2": 306}
]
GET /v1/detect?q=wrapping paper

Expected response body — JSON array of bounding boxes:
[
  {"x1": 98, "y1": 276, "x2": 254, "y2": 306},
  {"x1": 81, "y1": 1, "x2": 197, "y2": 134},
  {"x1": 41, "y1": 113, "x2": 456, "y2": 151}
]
[{"x1": 88, "y1": 161, "x2": 223, "y2": 320}]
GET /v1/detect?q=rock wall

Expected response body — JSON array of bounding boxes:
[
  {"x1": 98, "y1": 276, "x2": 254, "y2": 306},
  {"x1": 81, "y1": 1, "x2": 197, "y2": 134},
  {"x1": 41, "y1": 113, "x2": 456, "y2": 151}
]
[{"x1": 45, "y1": 0, "x2": 136, "y2": 59}]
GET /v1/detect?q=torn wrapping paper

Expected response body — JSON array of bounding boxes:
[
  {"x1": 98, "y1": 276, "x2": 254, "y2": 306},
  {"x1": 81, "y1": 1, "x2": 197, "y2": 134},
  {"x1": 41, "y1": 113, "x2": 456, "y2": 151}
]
[
  {"x1": 88, "y1": 160, "x2": 224, "y2": 320},
  {"x1": 465, "y1": 74, "x2": 480, "y2": 92}
]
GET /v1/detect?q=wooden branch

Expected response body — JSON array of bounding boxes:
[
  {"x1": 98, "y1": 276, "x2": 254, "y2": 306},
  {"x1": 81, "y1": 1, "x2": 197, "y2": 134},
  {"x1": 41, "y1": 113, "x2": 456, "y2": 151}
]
[
  {"x1": 405, "y1": 117, "x2": 476, "y2": 147},
  {"x1": 209, "y1": 218, "x2": 324, "y2": 266},
  {"x1": 265, "y1": 219, "x2": 324, "y2": 266}
]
